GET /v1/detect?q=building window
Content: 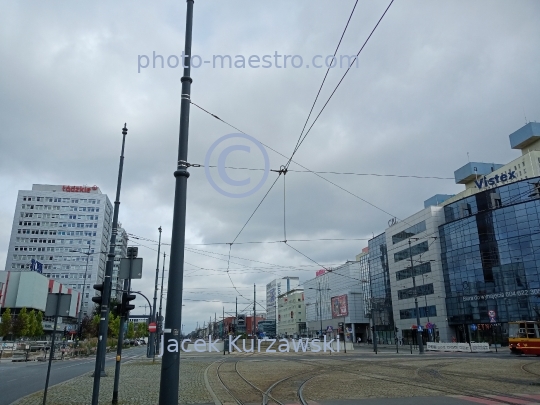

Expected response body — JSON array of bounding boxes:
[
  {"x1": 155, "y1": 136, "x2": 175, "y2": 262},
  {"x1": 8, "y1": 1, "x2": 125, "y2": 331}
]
[
  {"x1": 394, "y1": 241, "x2": 429, "y2": 262},
  {"x1": 399, "y1": 305, "x2": 437, "y2": 320},
  {"x1": 392, "y1": 221, "x2": 426, "y2": 244},
  {"x1": 397, "y1": 283, "x2": 434, "y2": 300}
]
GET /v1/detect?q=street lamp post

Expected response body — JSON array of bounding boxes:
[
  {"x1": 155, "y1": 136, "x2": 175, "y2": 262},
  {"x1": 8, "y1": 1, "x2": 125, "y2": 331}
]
[
  {"x1": 309, "y1": 282, "x2": 330, "y2": 338},
  {"x1": 69, "y1": 247, "x2": 107, "y2": 339},
  {"x1": 408, "y1": 239, "x2": 424, "y2": 354}
]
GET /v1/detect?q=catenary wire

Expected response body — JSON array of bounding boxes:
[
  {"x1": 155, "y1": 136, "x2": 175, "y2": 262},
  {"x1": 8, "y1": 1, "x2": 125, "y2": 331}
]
[
  {"x1": 290, "y1": 0, "x2": 359, "y2": 159},
  {"x1": 286, "y1": 0, "x2": 395, "y2": 168}
]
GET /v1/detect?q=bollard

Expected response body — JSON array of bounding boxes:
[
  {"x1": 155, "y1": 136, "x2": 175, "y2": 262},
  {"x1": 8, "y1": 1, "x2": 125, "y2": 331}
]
[{"x1": 410, "y1": 343, "x2": 412, "y2": 354}]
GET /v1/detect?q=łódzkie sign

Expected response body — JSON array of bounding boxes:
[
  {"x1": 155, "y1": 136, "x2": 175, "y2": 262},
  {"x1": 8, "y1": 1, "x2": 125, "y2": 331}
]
[{"x1": 62, "y1": 185, "x2": 98, "y2": 193}]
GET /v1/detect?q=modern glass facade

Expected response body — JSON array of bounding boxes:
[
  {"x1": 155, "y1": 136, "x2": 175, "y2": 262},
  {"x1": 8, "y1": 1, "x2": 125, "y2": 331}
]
[
  {"x1": 368, "y1": 233, "x2": 395, "y2": 342},
  {"x1": 440, "y1": 176, "x2": 540, "y2": 343}
]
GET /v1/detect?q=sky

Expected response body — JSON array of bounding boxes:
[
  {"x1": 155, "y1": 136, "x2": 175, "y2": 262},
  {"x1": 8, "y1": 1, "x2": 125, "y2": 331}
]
[{"x1": 1, "y1": 0, "x2": 539, "y2": 333}]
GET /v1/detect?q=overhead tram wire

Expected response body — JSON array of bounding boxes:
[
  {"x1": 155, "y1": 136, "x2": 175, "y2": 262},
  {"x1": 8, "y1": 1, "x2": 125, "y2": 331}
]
[
  {"x1": 189, "y1": 100, "x2": 412, "y2": 227},
  {"x1": 285, "y1": 0, "x2": 395, "y2": 169},
  {"x1": 290, "y1": 0, "x2": 359, "y2": 160},
  {"x1": 206, "y1": 166, "x2": 454, "y2": 180}
]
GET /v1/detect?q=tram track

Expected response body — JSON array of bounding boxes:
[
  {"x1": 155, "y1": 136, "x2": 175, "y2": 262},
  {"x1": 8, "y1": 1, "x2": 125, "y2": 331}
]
[
  {"x1": 210, "y1": 356, "x2": 539, "y2": 405},
  {"x1": 296, "y1": 357, "x2": 540, "y2": 405},
  {"x1": 521, "y1": 361, "x2": 540, "y2": 378}
]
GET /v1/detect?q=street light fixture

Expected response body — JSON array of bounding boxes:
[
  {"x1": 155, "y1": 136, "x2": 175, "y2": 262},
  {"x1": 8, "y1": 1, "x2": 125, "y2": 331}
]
[
  {"x1": 68, "y1": 246, "x2": 108, "y2": 338},
  {"x1": 408, "y1": 238, "x2": 424, "y2": 354},
  {"x1": 309, "y1": 283, "x2": 330, "y2": 338}
]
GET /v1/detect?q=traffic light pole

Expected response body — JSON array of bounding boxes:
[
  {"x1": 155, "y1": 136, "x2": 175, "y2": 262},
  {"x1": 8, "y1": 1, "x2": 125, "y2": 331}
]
[
  {"x1": 112, "y1": 250, "x2": 133, "y2": 405},
  {"x1": 159, "y1": 1, "x2": 194, "y2": 404},
  {"x1": 91, "y1": 124, "x2": 128, "y2": 405}
]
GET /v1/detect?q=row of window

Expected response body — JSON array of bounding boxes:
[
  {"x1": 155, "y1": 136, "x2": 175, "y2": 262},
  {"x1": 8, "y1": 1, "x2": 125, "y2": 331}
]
[
  {"x1": 397, "y1": 283, "x2": 434, "y2": 300},
  {"x1": 21, "y1": 212, "x2": 99, "y2": 220},
  {"x1": 14, "y1": 243, "x2": 97, "y2": 252},
  {"x1": 16, "y1": 236, "x2": 96, "y2": 243},
  {"x1": 12, "y1": 254, "x2": 96, "y2": 262},
  {"x1": 21, "y1": 204, "x2": 101, "y2": 212},
  {"x1": 399, "y1": 305, "x2": 437, "y2": 320},
  {"x1": 22, "y1": 196, "x2": 100, "y2": 204},
  {"x1": 396, "y1": 262, "x2": 432, "y2": 281},
  {"x1": 11, "y1": 263, "x2": 100, "y2": 271},
  {"x1": 392, "y1": 221, "x2": 426, "y2": 245},
  {"x1": 394, "y1": 241, "x2": 429, "y2": 263},
  {"x1": 18, "y1": 221, "x2": 98, "y2": 228}
]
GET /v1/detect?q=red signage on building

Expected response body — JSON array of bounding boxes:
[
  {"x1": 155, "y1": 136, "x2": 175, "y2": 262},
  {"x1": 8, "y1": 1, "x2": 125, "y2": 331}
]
[
  {"x1": 316, "y1": 269, "x2": 327, "y2": 277},
  {"x1": 62, "y1": 185, "x2": 98, "y2": 193}
]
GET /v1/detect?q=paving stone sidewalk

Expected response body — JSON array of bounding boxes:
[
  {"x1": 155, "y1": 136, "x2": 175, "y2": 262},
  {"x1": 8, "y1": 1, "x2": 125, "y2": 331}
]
[{"x1": 12, "y1": 359, "x2": 215, "y2": 405}]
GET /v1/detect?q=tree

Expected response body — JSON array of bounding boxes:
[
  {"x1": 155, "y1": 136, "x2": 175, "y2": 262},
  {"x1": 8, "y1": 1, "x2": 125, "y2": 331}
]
[
  {"x1": 135, "y1": 322, "x2": 148, "y2": 338},
  {"x1": 108, "y1": 313, "x2": 120, "y2": 338},
  {"x1": 80, "y1": 315, "x2": 94, "y2": 339},
  {"x1": 0, "y1": 308, "x2": 12, "y2": 339},
  {"x1": 92, "y1": 315, "x2": 100, "y2": 337},
  {"x1": 12, "y1": 308, "x2": 30, "y2": 338},
  {"x1": 126, "y1": 322, "x2": 135, "y2": 339},
  {"x1": 35, "y1": 311, "x2": 44, "y2": 339},
  {"x1": 27, "y1": 310, "x2": 38, "y2": 338}
]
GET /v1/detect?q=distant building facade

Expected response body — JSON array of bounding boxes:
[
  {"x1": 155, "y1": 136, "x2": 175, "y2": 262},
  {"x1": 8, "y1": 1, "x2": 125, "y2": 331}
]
[
  {"x1": 4, "y1": 184, "x2": 114, "y2": 317},
  {"x1": 277, "y1": 289, "x2": 305, "y2": 337}
]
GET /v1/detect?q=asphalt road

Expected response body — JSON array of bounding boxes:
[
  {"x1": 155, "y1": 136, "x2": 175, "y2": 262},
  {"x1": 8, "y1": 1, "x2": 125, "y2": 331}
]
[{"x1": 0, "y1": 346, "x2": 147, "y2": 405}]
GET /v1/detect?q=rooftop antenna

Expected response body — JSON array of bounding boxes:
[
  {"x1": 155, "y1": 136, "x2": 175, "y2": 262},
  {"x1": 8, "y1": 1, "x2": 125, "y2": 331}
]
[
  {"x1": 523, "y1": 107, "x2": 528, "y2": 124},
  {"x1": 467, "y1": 152, "x2": 470, "y2": 163}
]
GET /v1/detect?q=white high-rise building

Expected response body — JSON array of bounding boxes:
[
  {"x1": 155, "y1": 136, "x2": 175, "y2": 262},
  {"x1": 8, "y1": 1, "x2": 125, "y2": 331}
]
[
  {"x1": 112, "y1": 224, "x2": 128, "y2": 302},
  {"x1": 4, "y1": 184, "x2": 114, "y2": 317},
  {"x1": 266, "y1": 277, "x2": 300, "y2": 324}
]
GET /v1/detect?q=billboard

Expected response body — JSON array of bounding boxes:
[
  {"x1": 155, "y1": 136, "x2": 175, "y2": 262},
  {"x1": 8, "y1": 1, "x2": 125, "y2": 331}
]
[{"x1": 331, "y1": 294, "x2": 348, "y2": 318}]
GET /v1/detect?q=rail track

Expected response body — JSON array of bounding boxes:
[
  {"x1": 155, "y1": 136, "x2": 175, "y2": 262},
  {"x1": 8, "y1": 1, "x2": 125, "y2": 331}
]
[{"x1": 209, "y1": 356, "x2": 540, "y2": 405}]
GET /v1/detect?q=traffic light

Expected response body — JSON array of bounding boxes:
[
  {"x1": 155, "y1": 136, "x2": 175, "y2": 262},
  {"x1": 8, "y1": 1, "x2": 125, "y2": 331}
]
[
  {"x1": 63, "y1": 326, "x2": 68, "y2": 338},
  {"x1": 395, "y1": 327, "x2": 399, "y2": 333},
  {"x1": 121, "y1": 292, "x2": 136, "y2": 315},
  {"x1": 91, "y1": 283, "x2": 104, "y2": 305},
  {"x1": 371, "y1": 326, "x2": 374, "y2": 331}
]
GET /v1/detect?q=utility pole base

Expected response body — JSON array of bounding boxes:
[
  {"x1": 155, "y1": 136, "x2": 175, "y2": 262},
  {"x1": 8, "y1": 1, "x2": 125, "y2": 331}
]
[{"x1": 92, "y1": 371, "x2": 108, "y2": 377}]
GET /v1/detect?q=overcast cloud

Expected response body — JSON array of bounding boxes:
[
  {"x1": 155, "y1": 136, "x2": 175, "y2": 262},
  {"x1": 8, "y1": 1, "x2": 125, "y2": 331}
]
[{"x1": 1, "y1": 0, "x2": 539, "y2": 333}]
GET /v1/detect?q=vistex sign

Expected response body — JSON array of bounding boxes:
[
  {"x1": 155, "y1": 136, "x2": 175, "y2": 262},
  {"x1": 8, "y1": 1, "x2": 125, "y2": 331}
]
[{"x1": 474, "y1": 171, "x2": 516, "y2": 189}]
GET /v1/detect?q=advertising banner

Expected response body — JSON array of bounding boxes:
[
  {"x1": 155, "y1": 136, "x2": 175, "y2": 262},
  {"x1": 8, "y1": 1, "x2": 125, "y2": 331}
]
[{"x1": 331, "y1": 294, "x2": 348, "y2": 318}]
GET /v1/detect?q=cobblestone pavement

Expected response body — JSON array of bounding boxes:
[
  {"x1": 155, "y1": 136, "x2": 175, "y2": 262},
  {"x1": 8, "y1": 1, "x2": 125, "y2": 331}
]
[
  {"x1": 12, "y1": 352, "x2": 540, "y2": 405},
  {"x1": 207, "y1": 353, "x2": 540, "y2": 404},
  {"x1": 12, "y1": 358, "x2": 214, "y2": 405}
]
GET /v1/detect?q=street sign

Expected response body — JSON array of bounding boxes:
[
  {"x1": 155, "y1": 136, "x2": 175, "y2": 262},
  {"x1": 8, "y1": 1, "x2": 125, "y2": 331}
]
[
  {"x1": 326, "y1": 326, "x2": 333, "y2": 332},
  {"x1": 148, "y1": 322, "x2": 157, "y2": 333},
  {"x1": 119, "y1": 258, "x2": 143, "y2": 279},
  {"x1": 417, "y1": 326, "x2": 423, "y2": 332}
]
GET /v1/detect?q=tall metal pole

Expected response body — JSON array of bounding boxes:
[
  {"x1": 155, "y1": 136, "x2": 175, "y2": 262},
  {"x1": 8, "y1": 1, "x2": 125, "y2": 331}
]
[
  {"x1": 409, "y1": 239, "x2": 424, "y2": 354},
  {"x1": 319, "y1": 282, "x2": 323, "y2": 337},
  {"x1": 92, "y1": 124, "x2": 127, "y2": 405},
  {"x1": 253, "y1": 284, "x2": 256, "y2": 339},
  {"x1": 43, "y1": 294, "x2": 62, "y2": 405},
  {"x1": 78, "y1": 244, "x2": 91, "y2": 338},
  {"x1": 158, "y1": 252, "x2": 166, "y2": 335},
  {"x1": 159, "y1": 1, "x2": 194, "y2": 403},
  {"x1": 235, "y1": 297, "x2": 238, "y2": 335},
  {"x1": 112, "y1": 250, "x2": 133, "y2": 405},
  {"x1": 149, "y1": 227, "x2": 162, "y2": 358}
]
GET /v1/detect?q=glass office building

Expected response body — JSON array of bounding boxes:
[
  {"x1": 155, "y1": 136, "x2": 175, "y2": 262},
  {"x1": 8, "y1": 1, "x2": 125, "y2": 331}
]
[
  {"x1": 367, "y1": 233, "x2": 395, "y2": 343},
  {"x1": 439, "y1": 122, "x2": 540, "y2": 344},
  {"x1": 440, "y1": 177, "x2": 540, "y2": 343}
]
